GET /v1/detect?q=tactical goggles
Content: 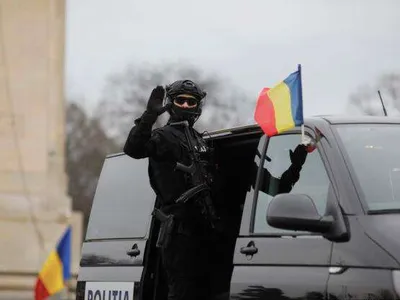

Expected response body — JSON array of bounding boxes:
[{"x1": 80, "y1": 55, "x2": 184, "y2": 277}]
[{"x1": 173, "y1": 95, "x2": 198, "y2": 106}]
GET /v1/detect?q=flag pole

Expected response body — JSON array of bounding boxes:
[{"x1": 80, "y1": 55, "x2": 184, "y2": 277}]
[{"x1": 298, "y1": 64, "x2": 306, "y2": 145}]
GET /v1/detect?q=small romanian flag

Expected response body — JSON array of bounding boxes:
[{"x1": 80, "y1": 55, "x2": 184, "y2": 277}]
[
  {"x1": 254, "y1": 65, "x2": 304, "y2": 137},
  {"x1": 35, "y1": 226, "x2": 72, "y2": 300}
]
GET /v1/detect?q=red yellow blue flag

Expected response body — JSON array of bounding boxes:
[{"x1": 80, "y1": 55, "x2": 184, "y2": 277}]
[
  {"x1": 254, "y1": 65, "x2": 304, "y2": 137},
  {"x1": 34, "y1": 225, "x2": 72, "y2": 300}
]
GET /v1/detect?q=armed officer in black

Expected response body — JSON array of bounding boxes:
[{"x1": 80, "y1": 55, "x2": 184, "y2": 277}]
[
  {"x1": 123, "y1": 80, "x2": 216, "y2": 300},
  {"x1": 123, "y1": 80, "x2": 309, "y2": 300}
]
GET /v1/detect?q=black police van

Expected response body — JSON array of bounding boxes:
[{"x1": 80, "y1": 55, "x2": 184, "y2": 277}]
[{"x1": 75, "y1": 116, "x2": 400, "y2": 300}]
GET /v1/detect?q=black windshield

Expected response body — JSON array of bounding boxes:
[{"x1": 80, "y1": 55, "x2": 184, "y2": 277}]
[{"x1": 335, "y1": 123, "x2": 400, "y2": 212}]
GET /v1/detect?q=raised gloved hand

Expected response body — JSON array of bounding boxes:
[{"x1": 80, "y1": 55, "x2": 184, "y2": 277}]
[
  {"x1": 146, "y1": 86, "x2": 166, "y2": 114},
  {"x1": 289, "y1": 144, "x2": 308, "y2": 168}
]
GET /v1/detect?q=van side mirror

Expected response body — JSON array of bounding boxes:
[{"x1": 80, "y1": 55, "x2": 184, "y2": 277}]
[{"x1": 266, "y1": 193, "x2": 334, "y2": 233}]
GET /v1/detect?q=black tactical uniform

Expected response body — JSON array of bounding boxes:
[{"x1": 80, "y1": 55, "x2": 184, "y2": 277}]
[
  {"x1": 123, "y1": 81, "x2": 215, "y2": 300},
  {"x1": 257, "y1": 145, "x2": 308, "y2": 196},
  {"x1": 123, "y1": 80, "x2": 309, "y2": 300}
]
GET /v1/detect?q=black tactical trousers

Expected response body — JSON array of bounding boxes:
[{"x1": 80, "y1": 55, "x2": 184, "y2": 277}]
[{"x1": 161, "y1": 221, "x2": 214, "y2": 300}]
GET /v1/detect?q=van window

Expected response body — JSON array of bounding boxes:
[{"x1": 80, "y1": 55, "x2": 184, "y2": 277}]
[
  {"x1": 85, "y1": 155, "x2": 156, "y2": 240},
  {"x1": 335, "y1": 124, "x2": 400, "y2": 212},
  {"x1": 253, "y1": 133, "x2": 331, "y2": 235}
]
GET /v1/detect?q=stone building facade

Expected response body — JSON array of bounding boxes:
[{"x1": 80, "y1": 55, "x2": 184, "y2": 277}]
[{"x1": 0, "y1": 0, "x2": 82, "y2": 298}]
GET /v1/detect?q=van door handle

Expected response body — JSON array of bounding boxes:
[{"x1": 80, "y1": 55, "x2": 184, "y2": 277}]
[
  {"x1": 127, "y1": 244, "x2": 140, "y2": 257},
  {"x1": 240, "y1": 241, "x2": 258, "y2": 255}
]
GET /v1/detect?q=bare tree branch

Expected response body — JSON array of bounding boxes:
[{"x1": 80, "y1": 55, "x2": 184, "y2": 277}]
[
  {"x1": 93, "y1": 62, "x2": 254, "y2": 146},
  {"x1": 348, "y1": 72, "x2": 400, "y2": 116},
  {"x1": 66, "y1": 100, "x2": 120, "y2": 232}
]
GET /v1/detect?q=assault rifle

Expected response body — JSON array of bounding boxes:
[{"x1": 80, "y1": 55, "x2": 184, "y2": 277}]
[{"x1": 169, "y1": 120, "x2": 219, "y2": 229}]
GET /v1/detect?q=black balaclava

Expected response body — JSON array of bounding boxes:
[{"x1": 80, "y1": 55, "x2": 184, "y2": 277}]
[
  {"x1": 165, "y1": 80, "x2": 206, "y2": 127},
  {"x1": 169, "y1": 94, "x2": 201, "y2": 127}
]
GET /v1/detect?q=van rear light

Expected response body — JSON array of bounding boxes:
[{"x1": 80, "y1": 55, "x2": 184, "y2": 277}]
[{"x1": 392, "y1": 270, "x2": 400, "y2": 297}]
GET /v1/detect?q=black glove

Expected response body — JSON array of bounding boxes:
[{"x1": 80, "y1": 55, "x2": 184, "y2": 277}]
[
  {"x1": 289, "y1": 144, "x2": 308, "y2": 168},
  {"x1": 146, "y1": 86, "x2": 166, "y2": 114}
]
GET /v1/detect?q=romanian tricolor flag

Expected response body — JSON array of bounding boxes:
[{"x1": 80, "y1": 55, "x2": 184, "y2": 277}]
[
  {"x1": 254, "y1": 65, "x2": 304, "y2": 137},
  {"x1": 35, "y1": 226, "x2": 72, "y2": 300}
]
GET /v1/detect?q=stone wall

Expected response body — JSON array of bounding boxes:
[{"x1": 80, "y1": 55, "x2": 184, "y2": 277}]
[{"x1": 0, "y1": 0, "x2": 82, "y2": 298}]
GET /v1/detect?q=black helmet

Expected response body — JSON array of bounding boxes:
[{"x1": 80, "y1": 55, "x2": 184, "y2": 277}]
[
  {"x1": 166, "y1": 79, "x2": 207, "y2": 100},
  {"x1": 165, "y1": 80, "x2": 207, "y2": 125}
]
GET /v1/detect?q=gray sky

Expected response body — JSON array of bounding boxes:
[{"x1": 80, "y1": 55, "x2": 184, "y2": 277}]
[{"x1": 65, "y1": 0, "x2": 400, "y2": 119}]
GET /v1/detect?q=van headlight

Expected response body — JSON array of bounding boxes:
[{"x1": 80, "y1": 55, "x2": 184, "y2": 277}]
[{"x1": 393, "y1": 270, "x2": 400, "y2": 296}]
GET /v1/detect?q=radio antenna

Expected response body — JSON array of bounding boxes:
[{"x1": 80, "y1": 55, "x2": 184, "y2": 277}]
[{"x1": 377, "y1": 90, "x2": 388, "y2": 116}]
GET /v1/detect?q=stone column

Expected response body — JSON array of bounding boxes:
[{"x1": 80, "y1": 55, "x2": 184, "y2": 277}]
[{"x1": 0, "y1": 0, "x2": 82, "y2": 298}]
